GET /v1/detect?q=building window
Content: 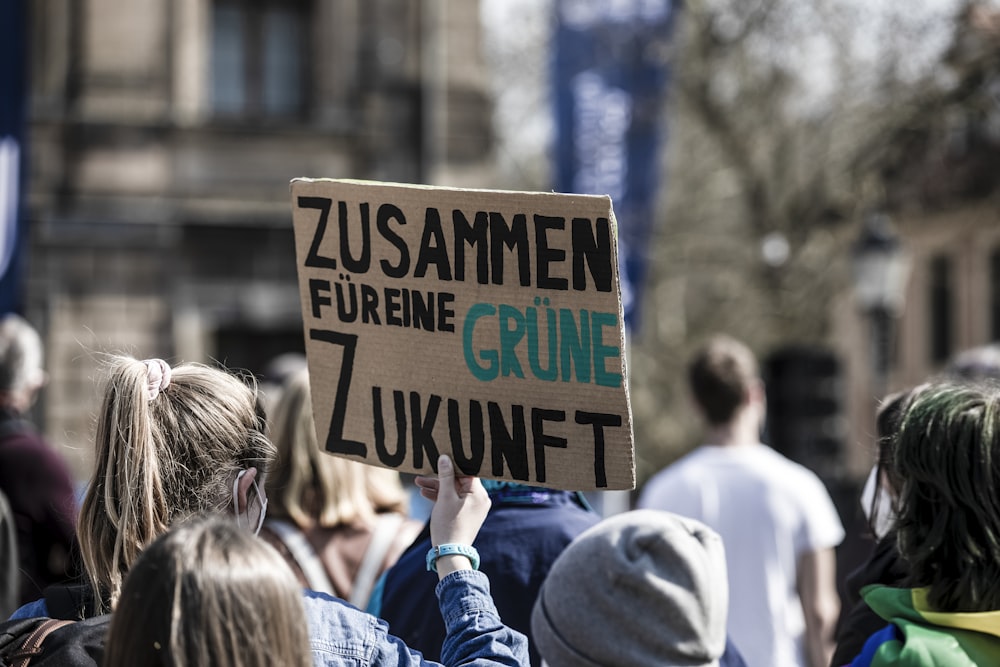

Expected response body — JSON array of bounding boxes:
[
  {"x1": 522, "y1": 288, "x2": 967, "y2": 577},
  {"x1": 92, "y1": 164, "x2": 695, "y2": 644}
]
[
  {"x1": 929, "y1": 254, "x2": 953, "y2": 364},
  {"x1": 992, "y1": 248, "x2": 1000, "y2": 341},
  {"x1": 210, "y1": 0, "x2": 308, "y2": 119}
]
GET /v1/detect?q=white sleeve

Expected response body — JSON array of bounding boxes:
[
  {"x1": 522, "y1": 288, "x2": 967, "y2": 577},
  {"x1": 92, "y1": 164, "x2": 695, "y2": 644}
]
[
  {"x1": 797, "y1": 473, "x2": 845, "y2": 554},
  {"x1": 637, "y1": 471, "x2": 701, "y2": 519}
]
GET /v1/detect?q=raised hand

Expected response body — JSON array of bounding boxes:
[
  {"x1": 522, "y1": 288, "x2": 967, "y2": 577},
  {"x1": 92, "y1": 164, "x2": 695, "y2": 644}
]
[{"x1": 415, "y1": 455, "x2": 491, "y2": 578}]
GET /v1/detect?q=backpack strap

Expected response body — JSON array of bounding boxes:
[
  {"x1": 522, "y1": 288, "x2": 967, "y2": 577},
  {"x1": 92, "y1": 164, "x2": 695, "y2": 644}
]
[
  {"x1": 266, "y1": 519, "x2": 336, "y2": 596},
  {"x1": 349, "y1": 513, "x2": 404, "y2": 608},
  {"x1": 8, "y1": 619, "x2": 73, "y2": 667}
]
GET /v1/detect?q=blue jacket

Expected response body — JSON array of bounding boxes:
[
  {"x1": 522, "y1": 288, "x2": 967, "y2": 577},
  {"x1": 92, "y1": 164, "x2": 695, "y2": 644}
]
[
  {"x1": 11, "y1": 570, "x2": 528, "y2": 667},
  {"x1": 373, "y1": 487, "x2": 601, "y2": 667},
  {"x1": 305, "y1": 569, "x2": 527, "y2": 666}
]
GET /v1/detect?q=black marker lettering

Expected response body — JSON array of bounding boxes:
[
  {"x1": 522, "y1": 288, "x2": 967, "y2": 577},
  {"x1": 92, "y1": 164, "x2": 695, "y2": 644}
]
[
  {"x1": 410, "y1": 392, "x2": 441, "y2": 469},
  {"x1": 373, "y1": 387, "x2": 406, "y2": 467},
  {"x1": 414, "y1": 207, "x2": 453, "y2": 280},
  {"x1": 453, "y1": 209, "x2": 489, "y2": 285},
  {"x1": 438, "y1": 293, "x2": 455, "y2": 333},
  {"x1": 309, "y1": 329, "x2": 366, "y2": 456},
  {"x1": 535, "y1": 215, "x2": 568, "y2": 291},
  {"x1": 377, "y1": 203, "x2": 410, "y2": 278},
  {"x1": 338, "y1": 201, "x2": 371, "y2": 273},
  {"x1": 489, "y1": 212, "x2": 530, "y2": 287},
  {"x1": 300, "y1": 197, "x2": 337, "y2": 269},
  {"x1": 531, "y1": 408, "x2": 567, "y2": 483},
  {"x1": 575, "y1": 410, "x2": 622, "y2": 488},
  {"x1": 448, "y1": 398, "x2": 484, "y2": 476},
  {"x1": 361, "y1": 284, "x2": 381, "y2": 324},
  {"x1": 309, "y1": 279, "x2": 332, "y2": 318},
  {"x1": 572, "y1": 217, "x2": 613, "y2": 292},
  {"x1": 488, "y1": 402, "x2": 528, "y2": 480}
]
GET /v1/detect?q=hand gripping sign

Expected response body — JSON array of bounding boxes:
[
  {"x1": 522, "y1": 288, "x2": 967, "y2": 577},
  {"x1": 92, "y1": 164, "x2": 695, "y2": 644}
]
[{"x1": 291, "y1": 179, "x2": 634, "y2": 491}]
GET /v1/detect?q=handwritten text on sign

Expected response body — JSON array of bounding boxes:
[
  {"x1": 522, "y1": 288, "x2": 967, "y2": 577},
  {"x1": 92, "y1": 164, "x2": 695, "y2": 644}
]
[{"x1": 291, "y1": 179, "x2": 634, "y2": 490}]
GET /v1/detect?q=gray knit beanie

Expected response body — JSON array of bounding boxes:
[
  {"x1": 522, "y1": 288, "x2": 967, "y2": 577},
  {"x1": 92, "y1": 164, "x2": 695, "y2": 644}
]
[{"x1": 531, "y1": 509, "x2": 728, "y2": 667}]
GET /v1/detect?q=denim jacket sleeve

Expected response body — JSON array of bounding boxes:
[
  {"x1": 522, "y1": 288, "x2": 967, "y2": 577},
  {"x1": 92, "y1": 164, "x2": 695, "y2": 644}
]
[
  {"x1": 435, "y1": 570, "x2": 527, "y2": 667},
  {"x1": 303, "y1": 570, "x2": 528, "y2": 667}
]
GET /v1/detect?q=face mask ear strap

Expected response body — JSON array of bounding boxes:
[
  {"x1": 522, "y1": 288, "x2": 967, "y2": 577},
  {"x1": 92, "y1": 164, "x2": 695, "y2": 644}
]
[
  {"x1": 232, "y1": 469, "x2": 247, "y2": 527},
  {"x1": 252, "y1": 477, "x2": 268, "y2": 535},
  {"x1": 232, "y1": 469, "x2": 268, "y2": 535}
]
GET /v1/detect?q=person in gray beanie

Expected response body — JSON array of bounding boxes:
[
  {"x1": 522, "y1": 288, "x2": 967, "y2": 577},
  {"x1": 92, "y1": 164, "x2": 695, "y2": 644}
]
[{"x1": 531, "y1": 509, "x2": 746, "y2": 667}]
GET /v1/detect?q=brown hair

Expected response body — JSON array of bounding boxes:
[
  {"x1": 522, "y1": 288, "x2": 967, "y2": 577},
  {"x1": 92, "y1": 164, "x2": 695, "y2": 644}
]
[
  {"x1": 265, "y1": 367, "x2": 408, "y2": 528},
  {"x1": 79, "y1": 356, "x2": 275, "y2": 613},
  {"x1": 687, "y1": 335, "x2": 759, "y2": 426},
  {"x1": 103, "y1": 515, "x2": 311, "y2": 667}
]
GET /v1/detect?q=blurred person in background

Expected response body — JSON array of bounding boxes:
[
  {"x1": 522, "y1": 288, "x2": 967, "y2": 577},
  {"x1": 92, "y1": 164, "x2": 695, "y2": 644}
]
[
  {"x1": 259, "y1": 366, "x2": 422, "y2": 610},
  {"x1": 0, "y1": 314, "x2": 78, "y2": 606},
  {"x1": 259, "y1": 352, "x2": 307, "y2": 418},
  {"x1": 639, "y1": 334, "x2": 844, "y2": 667}
]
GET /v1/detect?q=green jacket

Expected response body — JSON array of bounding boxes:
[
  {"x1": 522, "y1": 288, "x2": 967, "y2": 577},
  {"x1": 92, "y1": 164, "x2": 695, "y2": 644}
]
[{"x1": 847, "y1": 586, "x2": 1000, "y2": 666}]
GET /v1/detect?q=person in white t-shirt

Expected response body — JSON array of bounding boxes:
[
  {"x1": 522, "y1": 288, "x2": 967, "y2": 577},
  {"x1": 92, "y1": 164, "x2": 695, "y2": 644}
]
[{"x1": 638, "y1": 334, "x2": 844, "y2": 667}]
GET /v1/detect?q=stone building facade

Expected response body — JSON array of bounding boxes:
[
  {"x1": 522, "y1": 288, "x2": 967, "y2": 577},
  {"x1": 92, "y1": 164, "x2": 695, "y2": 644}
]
[
  {"x1": 25, "y1": 0, "x2": 494, "y2": 480},
  {"x1": 833, "y1": 5, "x2": 1000, "y2": 479}
]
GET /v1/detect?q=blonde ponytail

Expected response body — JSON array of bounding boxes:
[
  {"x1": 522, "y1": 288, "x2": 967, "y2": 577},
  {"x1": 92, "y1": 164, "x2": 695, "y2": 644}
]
[{"x1": 79, "y1": 356, "x2": 274, "y2": 612}]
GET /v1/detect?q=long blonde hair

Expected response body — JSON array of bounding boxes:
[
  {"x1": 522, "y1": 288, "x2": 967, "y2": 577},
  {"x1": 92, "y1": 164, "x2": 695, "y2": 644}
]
[
  {"x1": 104, "y1": 515, "x2": 311, "y2": 667},
  {"x1": 266, "y1": 367, "x2": 408, "y2": 528},
  {"x1": 79, "y1": 356, "x2": 274, "y2": 613}
]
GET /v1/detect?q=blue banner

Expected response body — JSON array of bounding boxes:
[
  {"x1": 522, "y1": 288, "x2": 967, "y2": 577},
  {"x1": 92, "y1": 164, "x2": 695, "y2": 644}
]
[
  {"x1": 553, "y1": 0, "x2": 676, "y2": 331},
  {"x1": 0, "y1": 0, "x2": 27, "y2": 315}
]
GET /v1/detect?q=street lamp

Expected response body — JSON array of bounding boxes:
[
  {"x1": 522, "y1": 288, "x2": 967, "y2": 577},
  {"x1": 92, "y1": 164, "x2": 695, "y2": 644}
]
[{"x1": 850, "y1": 210, "x2": 910, "y2": 400}]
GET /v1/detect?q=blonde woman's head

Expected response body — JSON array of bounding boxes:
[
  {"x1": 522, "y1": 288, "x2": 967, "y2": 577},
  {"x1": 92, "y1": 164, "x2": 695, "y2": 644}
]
[
  {"x1": 79, "y1": 356, "x2": 275, "y2": 612},
  {"x1": 104, "y1": 514, "x2": 311, "y2": 667}
]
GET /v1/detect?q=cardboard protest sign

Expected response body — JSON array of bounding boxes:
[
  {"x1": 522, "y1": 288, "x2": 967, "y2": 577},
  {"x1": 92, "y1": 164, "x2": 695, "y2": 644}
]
[{"x1": 290, "y1": 179, "x2": 634, "y2": 491}]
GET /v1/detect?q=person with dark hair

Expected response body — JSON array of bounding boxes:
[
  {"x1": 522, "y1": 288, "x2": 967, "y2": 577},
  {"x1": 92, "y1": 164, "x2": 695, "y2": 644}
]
[
  {"x1": 639, "y1": 334, "x2": 844, "y2": 667},
  {"x1": 829, "y1": 388, "x2": 918, "y2": 667},
  {"x1": 105, "y1": 515, "x2": 312, "y2": 667},
  {"x1": 845, "y1": 381, "x2": 1000, "y2": 665},
  {"x1": 0, "y1": 314, "x2": 78, "y2": 606}
]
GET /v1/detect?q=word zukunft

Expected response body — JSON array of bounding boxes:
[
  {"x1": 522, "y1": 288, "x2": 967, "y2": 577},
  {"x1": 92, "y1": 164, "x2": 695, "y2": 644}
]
[
  {"x1": 368, "y1": 389, "x2": 622, "y2": 488},
  {"x1": 299, "y1": 197, "x2": 614, "y2": 291}
]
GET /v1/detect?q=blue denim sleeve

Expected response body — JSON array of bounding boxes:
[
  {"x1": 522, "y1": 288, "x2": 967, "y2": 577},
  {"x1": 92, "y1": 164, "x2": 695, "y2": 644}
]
[
  {"x1": 303, "y1": 571, "x2": 527, "y2": 667},
  {"x1": 436, "y1": 570, "x2": 528, "y2": 667}
]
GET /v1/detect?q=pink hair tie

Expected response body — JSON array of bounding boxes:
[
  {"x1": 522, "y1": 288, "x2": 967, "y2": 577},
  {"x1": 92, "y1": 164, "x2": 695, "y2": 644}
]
[{"x1": 143, "y1": 358, "x2": 172, "y2": 401}]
